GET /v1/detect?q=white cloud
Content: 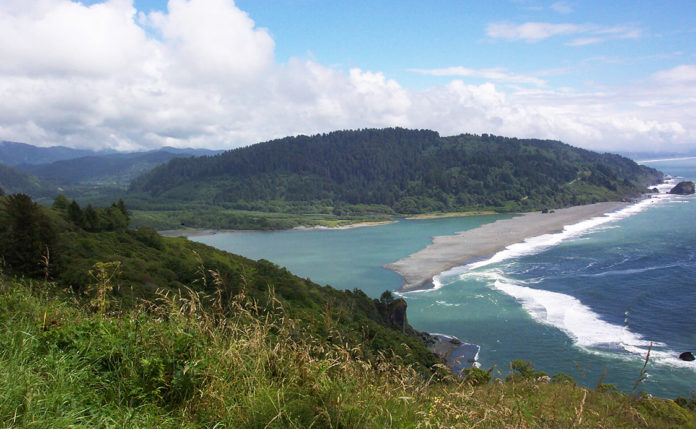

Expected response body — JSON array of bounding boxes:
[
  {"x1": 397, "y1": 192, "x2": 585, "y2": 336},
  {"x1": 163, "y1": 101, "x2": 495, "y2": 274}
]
[
  {"x1": 486, "y1": 21, "x2": 641, "y2": 45},
  {"x1": 486, "y1": 22, "x2": 580, "y2": 42},
  {"x1": 146, "y1": 0, "x2": 274, "y2": 83},
  {"x1": 550, "y1": 2, "x2": 573, "y2": 14},
  {"x1": 651, "y1": 64, "x2": 696, "y2": 84},
  {"x1": 0, "y1": 1, "x2": 693, "y2": 154},
  {"x1": 409, "y1": 67, "x2": 547, "y2": 87}
]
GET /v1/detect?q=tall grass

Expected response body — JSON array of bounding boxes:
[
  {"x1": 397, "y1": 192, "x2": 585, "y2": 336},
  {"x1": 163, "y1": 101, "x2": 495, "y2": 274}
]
[{"x1": 0, "y1": 275, "x2": 694, "y2": 428}]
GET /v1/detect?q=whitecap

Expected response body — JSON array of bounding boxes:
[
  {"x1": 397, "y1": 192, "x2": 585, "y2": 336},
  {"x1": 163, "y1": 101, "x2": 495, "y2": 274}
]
[
  {"x1": 485, "y1": 274, "x2": 694, "y2": 370},
  {"x1": 430, "y1": 196, "x2": 676, "y2": 287}
]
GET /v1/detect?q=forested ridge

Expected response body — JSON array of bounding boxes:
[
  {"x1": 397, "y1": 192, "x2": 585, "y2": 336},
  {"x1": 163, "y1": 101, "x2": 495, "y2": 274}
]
[{"x1": 131, "y1": 128, "x2": 662, "y2": 215}]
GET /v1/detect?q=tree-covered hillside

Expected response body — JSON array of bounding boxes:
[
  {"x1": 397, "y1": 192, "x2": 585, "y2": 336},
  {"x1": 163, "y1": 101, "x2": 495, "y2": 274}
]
[
  {"x1": 0, "y1": 163, "x2": 58, "y2": 197},
  {"x1": 16, "y1": 148, "x2": 224, "y2": 186},
  {"x1": 0, "y1": 193, "x2": 436, "y2": 371},
  {"x1": 131, "y1": 128, "x2": 662, "y2": 217}
]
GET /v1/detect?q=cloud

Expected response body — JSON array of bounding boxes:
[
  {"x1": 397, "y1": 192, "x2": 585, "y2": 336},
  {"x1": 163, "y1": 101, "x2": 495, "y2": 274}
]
[
  {"x1": 486, "y1": 22, "x2": 580, "y2": 42},
  {"x1": 409, "y1": 67, "x2": 547, "y2": 87},
  {"x1": 486, "y1": 21, "x2": 641, "y2": 45},
  {"x1": 550, "y1": 2, "x2": 573, "y2": 14},
  {"x1": 0, "y1": 1, "x2": 693, "y2": 153},
  {"x1": 651, "y1": 64, "x2": 696, "y2": 84}
]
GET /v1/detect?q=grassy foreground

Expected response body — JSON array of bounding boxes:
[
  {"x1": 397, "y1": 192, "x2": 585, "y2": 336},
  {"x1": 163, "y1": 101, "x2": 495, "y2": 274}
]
[{"x1": 2, "y1": 277, "x2": 694, "y2": 428}]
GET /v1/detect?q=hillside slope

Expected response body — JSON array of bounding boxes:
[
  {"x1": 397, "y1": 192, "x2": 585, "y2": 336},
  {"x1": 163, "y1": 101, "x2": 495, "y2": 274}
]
[
  {"x1": 131, "y1": 128, "x2": 662, "y2": 216},
  {"x1": 0, "y1": 164, "x2": 57, "y2": 197}
]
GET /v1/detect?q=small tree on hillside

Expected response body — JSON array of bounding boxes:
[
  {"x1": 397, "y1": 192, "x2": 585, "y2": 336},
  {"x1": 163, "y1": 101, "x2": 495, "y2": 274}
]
[{"x1": 0, "y1": 193, "x2": 57, "y2": 277}]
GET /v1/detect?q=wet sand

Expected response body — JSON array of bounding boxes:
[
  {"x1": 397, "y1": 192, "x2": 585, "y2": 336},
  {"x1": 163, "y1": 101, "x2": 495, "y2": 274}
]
[{"x1": 386, "y1": 202, "x2": 628, "y2": 292}]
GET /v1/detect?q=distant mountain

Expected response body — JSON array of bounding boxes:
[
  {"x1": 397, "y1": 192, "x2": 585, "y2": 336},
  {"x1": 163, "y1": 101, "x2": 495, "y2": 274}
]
[
  {"x1": 160, "y1": 146, "x2": 222, "y2": 157},
  {"x1": 131, "y1": 128, "x2": 662, "y2": 214},
  {"x1": 16, "y1": 150, "x2": 216, "y2": 186},
  {"x1": 0, "y1": 141, "x2": 100, "y2": 166},
  {"x1": 2, "y1": 142, "x2": 224, "y2": 185},
  {"x1": 0, "y1": 164, "x2": 57, "y2": 196}
]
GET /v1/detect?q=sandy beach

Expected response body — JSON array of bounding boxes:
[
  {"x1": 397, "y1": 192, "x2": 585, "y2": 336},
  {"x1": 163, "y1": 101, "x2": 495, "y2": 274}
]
[
  {"x1": 292, "y1": 220, "x2": 397, "y2": 230},
  {"x1": 386, "y1": 202, "x2": 629, "y2": 292},
  {"x1": 158, "y1": 220, "x2": 397, "y2": 237}
]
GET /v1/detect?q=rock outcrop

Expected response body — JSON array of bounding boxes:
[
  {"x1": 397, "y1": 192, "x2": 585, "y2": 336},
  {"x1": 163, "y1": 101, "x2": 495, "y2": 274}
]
[
  {"x1": 389, "y1": 299, "x2": 408, "y2": 333},
  {"x1": 669, "y1": 181, "x2": 695, "y2": 195},
  {"x1": 679, "y1": 351, "x2": 695, "y2": 361},
  {"x1": 418, "y1": 332, "x2": 480, "y2": 372}
]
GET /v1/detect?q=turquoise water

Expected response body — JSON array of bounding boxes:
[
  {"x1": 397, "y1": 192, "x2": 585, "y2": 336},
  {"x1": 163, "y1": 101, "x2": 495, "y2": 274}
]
[{"x1": 193, "y1": 158, "x2": 696, "y2": 398}]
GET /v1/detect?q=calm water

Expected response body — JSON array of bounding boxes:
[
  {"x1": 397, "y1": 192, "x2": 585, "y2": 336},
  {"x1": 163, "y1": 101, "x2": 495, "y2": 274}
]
[{"x1": 193, "y1": 158, "x2": 696, "y2": 398}]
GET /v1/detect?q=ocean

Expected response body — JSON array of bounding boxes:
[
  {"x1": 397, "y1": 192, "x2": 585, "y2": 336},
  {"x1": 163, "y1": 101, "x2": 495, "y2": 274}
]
[{"x1": 192, "y1": 157, "x2": 696, "y2": 398}]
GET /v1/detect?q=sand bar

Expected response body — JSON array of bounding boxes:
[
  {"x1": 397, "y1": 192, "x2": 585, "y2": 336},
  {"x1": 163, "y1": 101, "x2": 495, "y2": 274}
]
[{"x1": 386, "y1": 202, "x2": 628, "y2": 292}]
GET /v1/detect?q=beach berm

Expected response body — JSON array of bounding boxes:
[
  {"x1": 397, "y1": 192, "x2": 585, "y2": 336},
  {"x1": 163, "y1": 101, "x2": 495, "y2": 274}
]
[{"x1": 386, "y1": 202, "x2": 628, "y2": 292}]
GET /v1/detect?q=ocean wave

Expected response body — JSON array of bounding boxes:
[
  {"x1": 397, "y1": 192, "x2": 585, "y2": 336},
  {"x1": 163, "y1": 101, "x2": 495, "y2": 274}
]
[
  {"x1": 577, "y1": 263, "x2": 681, "y2": 279},
  {"x1": 435, "y1": 300, "x2": 462, "y2": 307},
  {"x1": 431, "y1": 196, "x2": 674, "y2": 288},
  {"x1": 487, "y1": 274, "x2": 694, "y2": 369}
]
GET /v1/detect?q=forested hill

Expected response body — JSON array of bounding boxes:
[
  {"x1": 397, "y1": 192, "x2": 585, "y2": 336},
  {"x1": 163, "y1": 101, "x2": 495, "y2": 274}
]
[
  {"x1": 0, "y1": 164, "x2": 57, "y2": 197},
  {"x1": 130, "y1": 128, "x2": 662, "y2": 214}
]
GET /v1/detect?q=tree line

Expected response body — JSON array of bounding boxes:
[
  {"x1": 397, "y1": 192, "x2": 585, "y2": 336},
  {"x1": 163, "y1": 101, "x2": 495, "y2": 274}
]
[{"x1": 130, "y1": 128, "x2": 662, "y2": 214}]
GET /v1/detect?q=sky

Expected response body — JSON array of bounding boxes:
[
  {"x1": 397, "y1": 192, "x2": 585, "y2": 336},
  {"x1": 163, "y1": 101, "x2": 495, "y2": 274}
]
[{"x1": 0, "y1": 0, "x2": 695, "y2": 153}]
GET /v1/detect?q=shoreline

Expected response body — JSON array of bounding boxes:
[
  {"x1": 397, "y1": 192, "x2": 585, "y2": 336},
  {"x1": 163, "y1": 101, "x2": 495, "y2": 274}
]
[
  {"x1": 385, "y1": 201, "x2": 629, "y2": 293},
  {"x1": 158, "y1": 220, "x2": 398, "y2": 237},
  {"x1": 405, "y1": 210, "x2": 497, "y2": 220},
  {"x1": 292, "y1": 220, "x2": 397, "y2": 230}
]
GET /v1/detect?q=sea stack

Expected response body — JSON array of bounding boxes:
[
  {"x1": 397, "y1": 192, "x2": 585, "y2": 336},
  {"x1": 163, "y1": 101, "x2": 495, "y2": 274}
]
[{"x1": 669, "y1": 181, "x2": 695, "y2": 195}]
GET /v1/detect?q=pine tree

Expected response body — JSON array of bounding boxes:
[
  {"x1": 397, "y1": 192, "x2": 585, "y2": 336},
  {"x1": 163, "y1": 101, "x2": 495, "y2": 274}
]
[{"x1": 0, "y1": 193, "x2": 56, "y2": 277}]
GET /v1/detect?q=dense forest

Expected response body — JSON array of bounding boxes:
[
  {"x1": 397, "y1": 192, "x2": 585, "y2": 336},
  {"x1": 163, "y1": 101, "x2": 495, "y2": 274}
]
[{"x1": 131, "y1": 128, "x2": 662, "y2": 219}]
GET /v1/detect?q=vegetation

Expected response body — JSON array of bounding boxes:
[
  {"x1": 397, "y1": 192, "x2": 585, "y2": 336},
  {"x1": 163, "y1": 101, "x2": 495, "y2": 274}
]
[
  {"x1": 2, "y1": 276, "x2": 695, "y2": 427},
  {"x1": 0, "y1": 194, "x2": 438, "y2": 372},
  {"x1": 0, "y1": 193, "x2": 694, "y2": 427},
  {"x1": 17, "y1": 149, "x2": 219, "y2": 186},
  {"x1": 0, "y1": 164, "x2": 57, "y2": 197},
  {"x1": 128, "y1": 128, "x2": 662, "y2": 230}
]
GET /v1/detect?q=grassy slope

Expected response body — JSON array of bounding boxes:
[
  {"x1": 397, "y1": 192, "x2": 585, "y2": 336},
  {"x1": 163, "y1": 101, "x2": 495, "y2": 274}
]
[{"x1": 1, "y1": 278, "x2": 694, "y2": 428}]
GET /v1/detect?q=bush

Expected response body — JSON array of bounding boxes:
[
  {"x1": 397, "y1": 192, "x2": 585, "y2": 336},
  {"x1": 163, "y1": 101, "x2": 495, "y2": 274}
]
[{"x1": 462, "y1": 366, "x2": 491, "y2": 386}]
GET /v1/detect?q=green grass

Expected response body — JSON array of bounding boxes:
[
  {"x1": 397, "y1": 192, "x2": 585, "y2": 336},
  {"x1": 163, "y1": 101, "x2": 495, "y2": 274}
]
[
  {"x1": 2, "y1": 277, "x2": 694, "y2": 428},
  {"x1": 129, "y1": 205, "x2": 395, "y2": 231}
]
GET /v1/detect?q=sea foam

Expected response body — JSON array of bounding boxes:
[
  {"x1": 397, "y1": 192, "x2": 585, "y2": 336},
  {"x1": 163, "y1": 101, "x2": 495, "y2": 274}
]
[
  {"x1": 432, "y1": 191, "x2": 675, "y2": 289},
  {"x1": 429, "y1": 188, "x2": 696, "y2": 368},
  {"x1": 488, "y1": 274, "x2": 695, "y2": 369}
]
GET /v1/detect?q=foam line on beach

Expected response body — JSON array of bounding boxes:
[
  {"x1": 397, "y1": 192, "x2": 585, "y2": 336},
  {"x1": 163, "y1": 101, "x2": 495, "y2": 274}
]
[
  {"x1": 430, "y1": 193, "x2": 673, "y2": 289},
  {"x1": 388, "y1": 201, "x2": 637, "y2": 292}
]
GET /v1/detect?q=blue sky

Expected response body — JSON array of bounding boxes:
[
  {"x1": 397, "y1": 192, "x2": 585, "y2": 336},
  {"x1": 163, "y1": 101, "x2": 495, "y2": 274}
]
[
  {"x1": 138, "y1": 0, "x2": 694, "y2": 89},
  {"x1": 1, "y1": 0, "x2": 694, "y2": 152}
]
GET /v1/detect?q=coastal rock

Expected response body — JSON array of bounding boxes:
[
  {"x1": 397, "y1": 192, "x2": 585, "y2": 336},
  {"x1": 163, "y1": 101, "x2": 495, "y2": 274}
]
[
  {"x1": 389, "y1": 299, "x2": 408, "y2": 333},
  {"x1": 669, "y1": 181, "x2": 695, "y2": 195},
  {"x1": 419, "y1": 332, "x2": 480, "y2": 372},
  {"x1": 679, "y1": 351, "x2": 695, "y2": 361}
]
